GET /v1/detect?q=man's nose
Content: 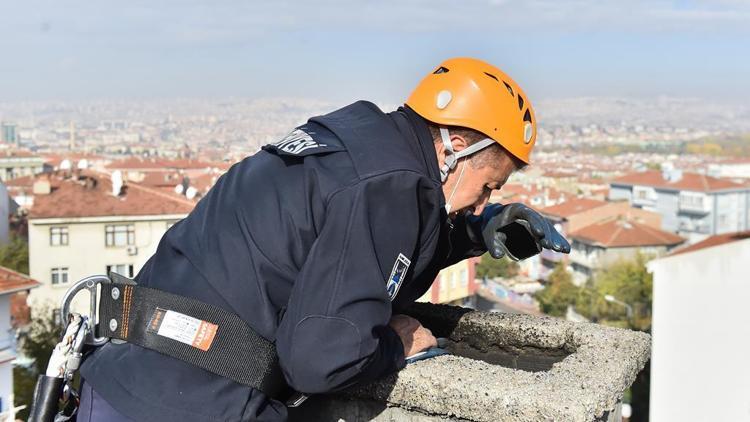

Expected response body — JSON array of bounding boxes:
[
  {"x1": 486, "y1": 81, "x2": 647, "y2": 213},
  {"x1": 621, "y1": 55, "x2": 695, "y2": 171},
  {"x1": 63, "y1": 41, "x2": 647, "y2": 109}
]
[{"x1": 472, "y1": 190, "x2": 491, "y2": 215}]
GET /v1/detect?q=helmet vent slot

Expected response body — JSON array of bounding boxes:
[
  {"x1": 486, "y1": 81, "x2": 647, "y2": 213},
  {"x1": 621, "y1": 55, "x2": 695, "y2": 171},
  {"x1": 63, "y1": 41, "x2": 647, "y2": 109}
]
[
  {"x1": 484, "y1": 72, "x2": 499, "y2": 82},
  {"x1": 434, "y1": 66, "x2": 450, "y2": 74},
  {"x1": 502, "y1": 81, "x2": 514, "y2": 97},
  {"x1": 518, "y1": 95, "x2": 525, "y2": 111},
  {"x1": 523, "y1": 109, "x2": 532, "y2": 123}
]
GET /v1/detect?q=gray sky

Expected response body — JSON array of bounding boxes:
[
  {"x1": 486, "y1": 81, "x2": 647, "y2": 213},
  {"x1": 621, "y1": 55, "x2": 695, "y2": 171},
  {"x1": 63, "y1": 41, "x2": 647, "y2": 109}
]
[{"x1": 1, "y1": 0, "x2": 749, "y2": 103}]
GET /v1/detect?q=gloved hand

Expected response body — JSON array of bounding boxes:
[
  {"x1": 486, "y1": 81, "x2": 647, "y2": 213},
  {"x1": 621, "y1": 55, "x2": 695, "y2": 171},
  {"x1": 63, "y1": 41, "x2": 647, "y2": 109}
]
[{"x1": 467, "y1": 203, "x2": 571, "y2": 260}]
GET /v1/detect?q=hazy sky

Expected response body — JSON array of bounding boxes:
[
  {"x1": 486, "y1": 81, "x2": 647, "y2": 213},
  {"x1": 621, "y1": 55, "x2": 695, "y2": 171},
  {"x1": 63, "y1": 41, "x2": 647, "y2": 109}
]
[{"x1": 1, "y1": 0, "x2": 749, "y2": 104}]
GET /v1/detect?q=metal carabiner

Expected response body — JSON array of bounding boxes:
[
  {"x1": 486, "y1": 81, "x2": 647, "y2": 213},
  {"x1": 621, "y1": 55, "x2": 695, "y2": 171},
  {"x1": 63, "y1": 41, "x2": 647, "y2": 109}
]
[{"x1": 60, "y1": 275, "x2": 111, "y2": 346}]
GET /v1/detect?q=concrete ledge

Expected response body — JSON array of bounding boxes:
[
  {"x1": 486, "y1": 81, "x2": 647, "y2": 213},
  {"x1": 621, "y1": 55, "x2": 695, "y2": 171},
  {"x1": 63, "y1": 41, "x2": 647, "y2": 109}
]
[{"x1": 290, "y1": 303, "x2": 651, "y2": 422}]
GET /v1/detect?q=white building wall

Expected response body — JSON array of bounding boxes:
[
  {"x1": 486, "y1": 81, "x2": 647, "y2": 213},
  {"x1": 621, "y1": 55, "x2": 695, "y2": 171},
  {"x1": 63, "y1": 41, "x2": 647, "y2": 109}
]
[
  {"x1": 28, "y1": 215, "x2": 184, "y2": 311},
  {"x1": 648, "y1": 238, "x2": 750, "y2": 422},
  {"x1": 608, "y1": 185, "x2": 632, "y2": 202},
  {"x1": 0, "y1": 183, "x2": 9, "y2": 245},
  {"x1": 0, "y1": 295, "x2": 14, "y2": 415}
]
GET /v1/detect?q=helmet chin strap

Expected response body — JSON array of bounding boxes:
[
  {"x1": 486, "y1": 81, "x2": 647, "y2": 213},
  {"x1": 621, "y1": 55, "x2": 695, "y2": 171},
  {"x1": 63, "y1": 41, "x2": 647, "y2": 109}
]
[
  {"x1": 439, "y1": 127, "x2": 497, "y2": 213},
  {"x1": 439, "y1": 127, "x2": 496, "y2": 183},
  {"x1": 444, "y1": 156, "x2": 467, "y2": 214}
]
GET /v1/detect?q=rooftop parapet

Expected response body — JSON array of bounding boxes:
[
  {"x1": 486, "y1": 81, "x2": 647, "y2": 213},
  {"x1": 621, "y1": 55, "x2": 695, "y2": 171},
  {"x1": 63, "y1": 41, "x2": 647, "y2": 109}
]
[{"x1": 290, "y1": 303, "x2": 651, "y2": 422}]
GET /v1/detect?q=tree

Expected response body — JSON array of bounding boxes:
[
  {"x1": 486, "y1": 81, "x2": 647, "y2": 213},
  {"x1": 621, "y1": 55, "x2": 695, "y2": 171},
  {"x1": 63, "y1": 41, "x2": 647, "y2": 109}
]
[
  {"x1": 535, "y1": 262, "x2": 580, "y2": 317},
  {"x1": 475, "y1": 253, "x2": 519, "y2": 279},
  {"x1": 0, "y1": 235, "x2": 29, "y2": 274},
  {"x1": 584, "y1": 253, "x2": 653, "y2": 331},
  {"x1": 584, "y1": 254, "x2": 653, "y2": 422},
  {"x1": 14, "y1": 306, "x2": 64, "y2": 420}
]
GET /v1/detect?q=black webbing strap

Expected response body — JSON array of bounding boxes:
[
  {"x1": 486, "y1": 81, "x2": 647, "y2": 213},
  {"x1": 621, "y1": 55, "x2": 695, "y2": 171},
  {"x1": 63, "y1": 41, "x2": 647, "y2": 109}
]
[{"x1": 97, "y1": 282, "x2": 287, "y2": 398}]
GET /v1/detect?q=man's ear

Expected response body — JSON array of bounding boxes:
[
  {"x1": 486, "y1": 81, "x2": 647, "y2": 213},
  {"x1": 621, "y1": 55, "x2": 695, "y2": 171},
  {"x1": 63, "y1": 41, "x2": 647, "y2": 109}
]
[{"x1": 450, "y1": 134, "x2": 469, "y2": 153}]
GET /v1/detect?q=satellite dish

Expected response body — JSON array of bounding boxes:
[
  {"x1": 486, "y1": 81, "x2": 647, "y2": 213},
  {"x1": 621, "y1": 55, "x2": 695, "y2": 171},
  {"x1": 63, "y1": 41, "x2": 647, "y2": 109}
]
[
  {"x1": 174, "y1": 184, "x2": 184, "y2": 195},
  {"x1": 185, "y1": 186, "x2": 197, "y2": 200},
  {"x1": 111, "y1": 170, "x2": 123, "y2": 196},
  {"x1": 77, "y1": 159, "x2": 89, "y2": 170},
  {"x1": 60, "y1": 159, "x2": 72, "y2": 170}
]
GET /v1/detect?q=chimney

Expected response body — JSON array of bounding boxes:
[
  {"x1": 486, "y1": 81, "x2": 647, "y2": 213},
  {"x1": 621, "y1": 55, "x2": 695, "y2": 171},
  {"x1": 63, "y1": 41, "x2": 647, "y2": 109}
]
[
  {"x1": 662, "y1": 168, "x2": 683, "y2": 183},
  {"x1": 33, "y1": 179, "x2": 51, "y2": 195},
  {"x1": 111, "y1": 170, "x2": 124, "y2": 196},
  {"x1": 60, "y1": 159, "x2": 72, "y2": 179}
]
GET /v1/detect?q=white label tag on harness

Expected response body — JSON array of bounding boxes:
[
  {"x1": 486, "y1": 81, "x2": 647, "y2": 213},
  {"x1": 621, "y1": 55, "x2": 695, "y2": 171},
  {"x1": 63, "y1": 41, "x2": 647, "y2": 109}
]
[
  {"x1": 147, "y1": 308, "x2": 218, "y2": 352},
  {"x1": 274, "y1": 128, "x2": 326, "y2": 154},
  {"x1": 386, "y1": 253, "x2": 411, "y2": 301}
]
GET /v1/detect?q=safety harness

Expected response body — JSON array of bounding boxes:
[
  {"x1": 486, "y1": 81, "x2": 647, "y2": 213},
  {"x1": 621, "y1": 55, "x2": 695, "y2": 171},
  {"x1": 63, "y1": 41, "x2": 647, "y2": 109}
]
[{"x1": 29, "y1": 273, "x2": 302, "y2": 422}]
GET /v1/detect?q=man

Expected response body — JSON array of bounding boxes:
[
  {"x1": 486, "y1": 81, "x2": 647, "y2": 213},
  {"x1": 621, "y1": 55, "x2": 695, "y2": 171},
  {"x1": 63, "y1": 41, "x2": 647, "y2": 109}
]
[{"x1": 77, "y1": 57, "x2": 569, "y2": 421}]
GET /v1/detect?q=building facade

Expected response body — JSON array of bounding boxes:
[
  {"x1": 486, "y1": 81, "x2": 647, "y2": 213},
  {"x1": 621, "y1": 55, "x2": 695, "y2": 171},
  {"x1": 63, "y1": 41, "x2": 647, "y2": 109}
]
[
  {"x1": 0, "y1": 151, "x2": 46, "y2": 182},
  {"x1": 417, "y1": 257, "x2": 479, "y2": 305},
  {"x1": 567, "y1": 218, "x2": 684, "y2": 285},
  {"x1": 0, "y1": 267, "x2": 39, "y2": 419},
  {"x1": 609, "y1": 169, "x2": 750, "y2": 243},
  {"x1": 648, "y1": 231, "x2": 750, "y2": 422},
  {"x1": 27, "y1": 171, "x2": 193, "y2": 311}
]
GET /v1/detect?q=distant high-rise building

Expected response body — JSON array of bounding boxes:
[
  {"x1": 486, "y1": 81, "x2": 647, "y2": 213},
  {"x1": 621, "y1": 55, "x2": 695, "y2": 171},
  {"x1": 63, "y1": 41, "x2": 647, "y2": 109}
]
[{"x1": 1, "y1": 123, "x2": 17, "y2": 144}]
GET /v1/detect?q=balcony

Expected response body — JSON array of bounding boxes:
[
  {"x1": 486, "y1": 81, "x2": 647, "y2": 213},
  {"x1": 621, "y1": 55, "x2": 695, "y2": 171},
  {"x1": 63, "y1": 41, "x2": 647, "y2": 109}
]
[
  {"x1": 290, "y1": 303, "x2": 651, "y2": 422},
  {"x1": 678, "y1": 192, "x2": 710, "y2": 215},
  {"x1": 631, "y1": 186, "x2": 657, "y2": 208}
]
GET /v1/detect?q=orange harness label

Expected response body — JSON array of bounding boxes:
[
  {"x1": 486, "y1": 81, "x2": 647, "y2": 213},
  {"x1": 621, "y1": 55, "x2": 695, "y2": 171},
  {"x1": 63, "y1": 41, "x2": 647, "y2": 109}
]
[{"x1": 147, "y1": 308, "x2": 218, "y2": 352}]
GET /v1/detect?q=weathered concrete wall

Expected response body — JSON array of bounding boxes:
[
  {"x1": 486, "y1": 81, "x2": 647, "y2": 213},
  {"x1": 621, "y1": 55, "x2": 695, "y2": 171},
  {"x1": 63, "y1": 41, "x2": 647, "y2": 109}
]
[{"x1": 290, "y1": 303, "x2": 650, "y2": 422}]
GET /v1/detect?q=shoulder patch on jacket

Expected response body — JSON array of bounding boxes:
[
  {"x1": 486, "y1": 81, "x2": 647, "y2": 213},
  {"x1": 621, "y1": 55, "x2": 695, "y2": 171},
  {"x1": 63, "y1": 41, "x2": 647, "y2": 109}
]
[
  {"x1": 262, "y1": 125, "x2": 345, "y2": 157},
  {"x1": 386, "y1": 253, "x2": 411, "y2": 301}
]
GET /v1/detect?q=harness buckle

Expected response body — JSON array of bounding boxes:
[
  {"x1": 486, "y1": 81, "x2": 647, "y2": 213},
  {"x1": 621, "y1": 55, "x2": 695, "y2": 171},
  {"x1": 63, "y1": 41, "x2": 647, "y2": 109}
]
[{"x1": 61, "y1": 275, "x2": 112, "y2": 346}]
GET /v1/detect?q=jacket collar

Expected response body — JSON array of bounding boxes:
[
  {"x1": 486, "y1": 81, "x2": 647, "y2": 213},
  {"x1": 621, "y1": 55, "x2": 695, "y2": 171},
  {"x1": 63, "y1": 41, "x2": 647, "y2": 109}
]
[{"x1": 394, "y1": 106, "x2": 442, "y2": 188}]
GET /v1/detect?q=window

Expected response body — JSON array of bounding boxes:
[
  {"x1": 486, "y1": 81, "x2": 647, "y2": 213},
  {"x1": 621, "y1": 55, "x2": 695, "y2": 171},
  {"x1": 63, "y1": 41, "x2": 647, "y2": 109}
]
[
  {"x1": 105, "y1": 224, "x2": 135, "y2": 247},
  {"x1": 633, "y1": 186, "x2": 657, "y2": 202},
  {"x1": 51, "y1": 267, "x2": 69, "y2": 285},
  {"x1": 106, "y1": 264, "x2": 134, "y2": 278},
  {"x1": 50, "y1": 226, "x2": 69, "y2": 246},
  {"x1": 679, "y1": 191, "x2": 707, "y2": 212},
  {"x1": 460, "y1": 269, "x2": 468, "y2": 287}
]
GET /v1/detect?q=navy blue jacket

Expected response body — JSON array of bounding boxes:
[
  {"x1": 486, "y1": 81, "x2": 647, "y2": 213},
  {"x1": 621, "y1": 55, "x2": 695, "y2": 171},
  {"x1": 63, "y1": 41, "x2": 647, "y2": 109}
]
[{"x1": 80, "y1": 101, "x2": 485, "y2": 421}]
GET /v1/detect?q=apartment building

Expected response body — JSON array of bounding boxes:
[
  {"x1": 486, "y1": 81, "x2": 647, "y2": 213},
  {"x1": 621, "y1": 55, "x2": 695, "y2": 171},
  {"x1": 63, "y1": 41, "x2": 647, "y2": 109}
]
[
  {"x1": 27, "y1": 171, "x2": 194, "y2": 310},
  {"x1": 0, "y1": 267, "x2": 39, "y2": 418},
  {"x1": 609, "y1": 169, "x2": 750, "y2": 243},
  {"x1": 417, "y1": 257, "x2": 479, "y2": 305},
  {"x1": 0, "y1": 149, "x2": 46, "y2": 182},
  {"x1": 648, "y1": 231, "x2": 750, "y2": 421},
  {"x1": 534, "y1": 196, "x2": 661, "y2": 281},
  {"x1": 567, "y1": 218, "x2": 684, "y2": 284}
]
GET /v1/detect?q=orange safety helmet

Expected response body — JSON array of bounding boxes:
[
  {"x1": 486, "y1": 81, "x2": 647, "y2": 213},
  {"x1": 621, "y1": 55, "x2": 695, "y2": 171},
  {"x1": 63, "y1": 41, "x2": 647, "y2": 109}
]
[{"x1": 406, "y1": 57, "x2": 537, "y2": 164}]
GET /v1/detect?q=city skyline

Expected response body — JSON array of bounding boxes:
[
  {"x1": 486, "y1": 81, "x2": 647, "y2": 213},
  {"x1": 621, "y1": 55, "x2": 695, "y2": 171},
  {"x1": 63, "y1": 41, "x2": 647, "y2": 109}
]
[{"x1": 2, "y1": 0, "x2": 749, "y2": 103}]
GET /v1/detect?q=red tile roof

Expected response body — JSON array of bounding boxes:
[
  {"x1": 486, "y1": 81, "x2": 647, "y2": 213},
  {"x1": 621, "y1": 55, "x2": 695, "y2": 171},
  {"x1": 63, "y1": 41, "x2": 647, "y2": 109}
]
[
  {"x1": 106, "y1": 157, "x2": 214, "y2": 171},
  {"x1": 539, "y1": 197, "x2": 607, "y2": 219},
  {"x1": 570, "y1": 219, "x2": 685, "y2": 248},
  {"x1": 611, "y1": 170, "x2": 743, "y2": 192},
  {"x1": 0, "y1": 266, "x2": 40, "y2": 295},
  {"x1": 43, "y1": 153, "x2": 105, "y2": 168},
  {"x1": 4, "y1": 174, "x2": 37, "y2": 188},
  {"x1": 0, "y1": 149, "x2": 39, "y2": 159},
  {"x1": 30, "y1": 171, "x2": 195, "y2": 219},
  {"x1": 667, "y1": 231, "x2": 750, "y2": 257}
]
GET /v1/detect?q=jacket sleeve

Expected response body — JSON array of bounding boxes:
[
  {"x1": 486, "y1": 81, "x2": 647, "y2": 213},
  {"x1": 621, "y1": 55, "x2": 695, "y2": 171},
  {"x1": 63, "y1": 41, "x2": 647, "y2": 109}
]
[
  {"x1": 439, "y1": 209, "x2": 489, "y2": 268},
  {"x1": 275, "y1": 172, "x2": 429, "y2": 394}
]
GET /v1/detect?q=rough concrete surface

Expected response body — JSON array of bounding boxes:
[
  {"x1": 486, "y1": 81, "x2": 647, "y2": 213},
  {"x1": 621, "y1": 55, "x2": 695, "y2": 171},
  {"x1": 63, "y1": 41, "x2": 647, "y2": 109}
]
[{"x1": 292, "y1": 303, "x2": 650, "y2": 422}]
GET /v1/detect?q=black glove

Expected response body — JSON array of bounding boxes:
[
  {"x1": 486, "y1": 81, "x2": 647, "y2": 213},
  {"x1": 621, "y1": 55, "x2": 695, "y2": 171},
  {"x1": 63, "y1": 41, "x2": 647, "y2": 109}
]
[{"x1": 467, "y1": 203, "x2": 571, "y2": 260}]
